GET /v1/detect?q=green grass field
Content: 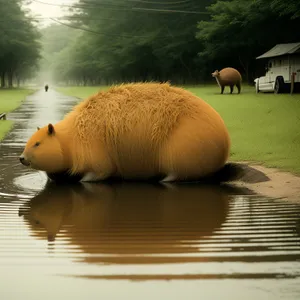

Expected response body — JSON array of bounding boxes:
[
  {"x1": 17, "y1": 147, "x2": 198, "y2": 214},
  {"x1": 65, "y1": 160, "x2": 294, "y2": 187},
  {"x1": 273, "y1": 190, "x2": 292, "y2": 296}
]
[
  {"x1": 57, "y1": 84, "x2": 300, "y2": 175},
  {"x1": 0, "y1": 89, "x2": 36, "y2": 140}
]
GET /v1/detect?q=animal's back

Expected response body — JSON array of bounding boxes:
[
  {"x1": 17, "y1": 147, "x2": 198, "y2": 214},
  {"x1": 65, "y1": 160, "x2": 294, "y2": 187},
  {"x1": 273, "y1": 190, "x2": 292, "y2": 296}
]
[
  {"x1": 219, "y1": 67, "x2": 242, "y2": 84},
  {"x1": 72, "y1": 82, "x2": 223, "y2": 144}
]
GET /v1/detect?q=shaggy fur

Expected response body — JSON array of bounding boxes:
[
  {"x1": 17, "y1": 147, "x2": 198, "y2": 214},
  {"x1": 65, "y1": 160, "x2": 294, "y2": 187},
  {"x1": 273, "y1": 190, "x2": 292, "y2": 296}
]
[
  {"x1": 20, "y1": 82, "x2": 231, "y2": 182},
  {"x1": 212, "y1": 67, "x2": 242, "y2": 94}
]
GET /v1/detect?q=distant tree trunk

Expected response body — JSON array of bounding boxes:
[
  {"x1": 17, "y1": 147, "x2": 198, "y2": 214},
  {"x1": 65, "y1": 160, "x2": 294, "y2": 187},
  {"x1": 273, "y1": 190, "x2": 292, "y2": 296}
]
[
  {"x1": 179, "y1": 54, "x2": 192, "y2": 81},
  {"x1": 83, "y1": 75, "x2": 87, "y2": 86},
  {"x1": 16, "y1": 75, "x2": 20, "y2": 87},
  {"x1": 238, "y1": 55, "x2": 250, "y2": 83},
  {"x1": 8, "y1": 71, "x2": 13, "y2": 88},
  {"x1": 1, "y1": 72, "x2": 5, "y2": 88},
  {"x1": 142, "y1": 70, "x2": 148, "y2": 82}
]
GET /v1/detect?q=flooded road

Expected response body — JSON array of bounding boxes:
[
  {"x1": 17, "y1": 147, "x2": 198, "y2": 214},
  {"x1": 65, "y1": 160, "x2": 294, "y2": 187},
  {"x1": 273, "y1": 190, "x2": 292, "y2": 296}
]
[{"x1": 1, "y1": 89, "x2": 300, "y2": 299}]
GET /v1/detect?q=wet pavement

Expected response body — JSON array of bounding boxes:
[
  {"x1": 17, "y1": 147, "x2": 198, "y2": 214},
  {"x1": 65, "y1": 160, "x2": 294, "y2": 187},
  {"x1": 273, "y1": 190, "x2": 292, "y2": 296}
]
[{"x1": 0, "y1": 89, "x2": 300, "y2": 299}]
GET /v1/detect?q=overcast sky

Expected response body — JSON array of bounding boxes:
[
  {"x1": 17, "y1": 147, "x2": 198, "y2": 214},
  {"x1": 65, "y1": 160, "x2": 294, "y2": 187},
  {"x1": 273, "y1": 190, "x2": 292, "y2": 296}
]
[{"x1": 27, "y1": 0, "x2": 79, "y2": 26}]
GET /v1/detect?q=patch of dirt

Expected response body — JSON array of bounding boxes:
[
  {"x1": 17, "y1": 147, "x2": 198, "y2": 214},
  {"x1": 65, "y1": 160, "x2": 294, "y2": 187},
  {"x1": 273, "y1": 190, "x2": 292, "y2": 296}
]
[{"x1": 235, "y1": 162, "x2": 300, "y2": 203}]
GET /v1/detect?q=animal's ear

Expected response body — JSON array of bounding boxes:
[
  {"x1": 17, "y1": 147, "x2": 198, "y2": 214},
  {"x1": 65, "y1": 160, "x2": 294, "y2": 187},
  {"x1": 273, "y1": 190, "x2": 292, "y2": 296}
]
[
  {"x1": 37, "y1": 127, "x2": 40, "y2": 131},
  {"x1": 48, "y1": 123, "x2": 55, "y2": 136}
]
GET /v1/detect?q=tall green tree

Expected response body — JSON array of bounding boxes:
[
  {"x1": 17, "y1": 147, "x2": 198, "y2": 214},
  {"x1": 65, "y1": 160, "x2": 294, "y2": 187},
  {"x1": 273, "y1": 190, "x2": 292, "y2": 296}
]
[
  {"x1": 0, "y1": 0, "x2": 41, "y2": 88},
  {"x1": 51, "y1": 0, "x2": 215, "y2": 85},
  {"x1": 44, "y1": 0, "x2": 300, "y2": 85}
]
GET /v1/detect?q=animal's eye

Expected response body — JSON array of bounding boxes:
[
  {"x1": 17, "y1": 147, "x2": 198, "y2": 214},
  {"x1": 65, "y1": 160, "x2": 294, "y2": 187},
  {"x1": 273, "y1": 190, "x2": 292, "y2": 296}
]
[{"x1": 34, "y1": 142, "x2": 40, "y2": 147}]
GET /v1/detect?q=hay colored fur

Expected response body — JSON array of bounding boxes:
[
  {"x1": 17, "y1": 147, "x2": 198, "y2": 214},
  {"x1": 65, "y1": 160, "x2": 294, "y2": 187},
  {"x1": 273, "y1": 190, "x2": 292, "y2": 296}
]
[{"x1": 20, "y1": 82, "x2": 231, "y2": 182}]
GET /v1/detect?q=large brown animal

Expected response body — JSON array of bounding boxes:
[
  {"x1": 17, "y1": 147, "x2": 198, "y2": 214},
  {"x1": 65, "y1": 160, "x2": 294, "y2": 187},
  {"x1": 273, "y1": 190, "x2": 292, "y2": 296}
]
[
  {"x1": 212, "y1": 67, "x2": 242, "y2": 94},
  {"x1": 19, "y1": 82, "x2": 265, "y2": 184}
]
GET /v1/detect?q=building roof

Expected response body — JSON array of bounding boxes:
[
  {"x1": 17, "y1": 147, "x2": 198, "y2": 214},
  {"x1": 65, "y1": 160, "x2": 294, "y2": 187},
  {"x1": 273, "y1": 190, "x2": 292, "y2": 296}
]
[{"x1": 256, "y1": 42, "x2": 300, "y2": 59}]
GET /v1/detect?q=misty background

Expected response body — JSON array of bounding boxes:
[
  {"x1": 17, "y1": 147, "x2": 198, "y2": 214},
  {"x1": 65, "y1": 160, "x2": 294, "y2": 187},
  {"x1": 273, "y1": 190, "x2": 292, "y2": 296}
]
[{"x1": 1, "y1": 0, "x2": 300, "y2": 88}]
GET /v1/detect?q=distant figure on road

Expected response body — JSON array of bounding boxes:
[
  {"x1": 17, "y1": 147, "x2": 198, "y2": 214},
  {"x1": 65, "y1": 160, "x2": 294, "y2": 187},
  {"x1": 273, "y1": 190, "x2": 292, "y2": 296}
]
[{"x1": 45, "y1": 84, "x2": 49, "y2": 92}]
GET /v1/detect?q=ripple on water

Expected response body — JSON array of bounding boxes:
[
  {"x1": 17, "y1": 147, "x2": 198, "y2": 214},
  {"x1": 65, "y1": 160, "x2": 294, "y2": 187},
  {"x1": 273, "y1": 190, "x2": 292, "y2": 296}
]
[
  {"x1": 13, "y1": 171, "x2": 48, "y2": 192},
  {"x1": 1, "y1": 181, "x2": 300, "y2": 285},
  {"x1": 0, "y1": 171, "x2": 47, "y2": 200}
]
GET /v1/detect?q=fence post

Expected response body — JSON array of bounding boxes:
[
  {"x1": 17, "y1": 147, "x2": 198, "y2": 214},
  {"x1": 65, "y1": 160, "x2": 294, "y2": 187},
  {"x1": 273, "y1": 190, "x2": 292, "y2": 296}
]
[{"x1": 290, "y1": 72, "x2": 296, "y2": 95}]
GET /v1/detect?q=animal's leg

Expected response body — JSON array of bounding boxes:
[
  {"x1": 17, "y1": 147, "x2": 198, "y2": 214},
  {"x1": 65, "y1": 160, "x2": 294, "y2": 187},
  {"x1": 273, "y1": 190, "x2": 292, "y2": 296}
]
[
  {"x1": 230, "y1": 85, "x2": 234, "y2": 94},
  {"x1": 81, "y1": 171, "x2": 111, "y2": 182},
  {"x1": 236, "y1": 82, "x2": 241, "y2": 94},
  {"x1": 80, "y1": 146, "x2": 116, "y2": 182},
  {"x1": 160, "y1": 173, "x2": 178, "y2": 182},
  {"x1": 221, "y1": 85, "x2": 225, "y2": 94}
]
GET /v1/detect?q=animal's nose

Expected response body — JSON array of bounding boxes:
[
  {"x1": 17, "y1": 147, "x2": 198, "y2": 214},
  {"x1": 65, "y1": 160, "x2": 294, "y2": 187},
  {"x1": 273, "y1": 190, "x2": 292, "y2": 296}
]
[
  {"x1": 19, "y1": 154, "x2": 30, "y2": 167},
  {"x1": 19, "y1": 155, "x2": 29, "y2": 166}
]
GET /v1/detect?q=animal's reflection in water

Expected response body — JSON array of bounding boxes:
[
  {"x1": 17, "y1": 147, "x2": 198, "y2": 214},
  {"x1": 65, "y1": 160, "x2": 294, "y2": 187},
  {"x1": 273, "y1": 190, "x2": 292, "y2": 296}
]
[{"x1": 19, "y1": 182, "x2": 255, "y2": 264}]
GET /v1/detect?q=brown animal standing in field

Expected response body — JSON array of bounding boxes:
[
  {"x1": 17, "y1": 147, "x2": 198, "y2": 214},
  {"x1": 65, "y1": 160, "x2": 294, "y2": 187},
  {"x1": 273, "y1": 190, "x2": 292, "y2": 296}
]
[{"x1": 212, "y1": 67, "x2": 242, "y2": 94}]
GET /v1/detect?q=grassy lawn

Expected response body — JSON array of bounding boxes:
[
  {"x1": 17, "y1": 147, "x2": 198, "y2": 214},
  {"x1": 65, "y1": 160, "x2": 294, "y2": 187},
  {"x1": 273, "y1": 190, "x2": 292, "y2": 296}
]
[
  {"x1": 0, "y1": 88, "x2": 36, "y2": 140},
  {"x1": 57, "y1": 84, "x2": 300, "y2": 175}
]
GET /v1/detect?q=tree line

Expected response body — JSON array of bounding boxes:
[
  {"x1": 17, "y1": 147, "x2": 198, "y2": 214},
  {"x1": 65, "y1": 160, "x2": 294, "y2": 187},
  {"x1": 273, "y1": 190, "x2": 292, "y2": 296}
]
[
  {"x1": 2, "y1": 0, "x2": 300, "y2": 88},
  {"x1": 44, "y1": 0, "x2": 300, "y2": 86},
  {"x1": 0, "y1": 0, "x2": 41, "y2": 88}
]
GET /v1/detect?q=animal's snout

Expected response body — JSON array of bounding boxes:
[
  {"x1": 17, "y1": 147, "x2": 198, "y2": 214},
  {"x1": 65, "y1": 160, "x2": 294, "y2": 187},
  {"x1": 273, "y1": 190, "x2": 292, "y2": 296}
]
[{"x1": 19, "y1": 155, "x2": 30, "y2": 166}]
